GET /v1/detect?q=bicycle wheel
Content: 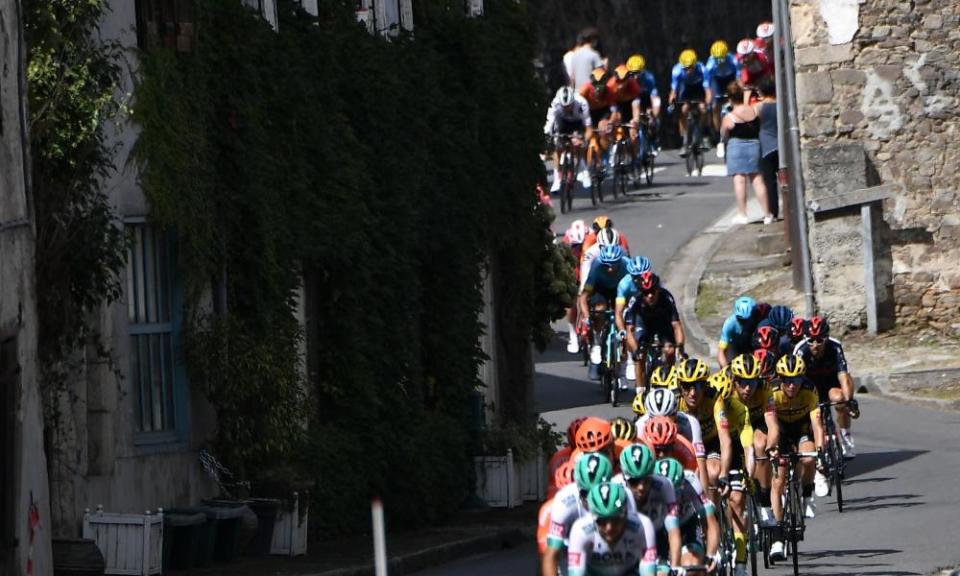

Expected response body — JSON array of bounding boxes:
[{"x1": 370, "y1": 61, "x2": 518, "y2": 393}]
[
  {"x1": 696, "y1": 146, "x2": 705, "y2": 176},
  {"x1": 614, "y1": 144, "x2": 629, "y2": 200},
  {"x1": 644, "y1": 154, "x2": 655, "y2": 186},
  {"x1": 589, "y1": 156, "x2": 601, "y2": 207},
  {"x1": 788, "y1": 479, "x2": 801, "y2": 576},
  {"x1": 748, "y1": 499, "x2": 759, "y2": 576}
]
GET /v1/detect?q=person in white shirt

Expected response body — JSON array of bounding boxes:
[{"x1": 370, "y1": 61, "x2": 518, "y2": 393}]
[{"x1": 545, "y1": 86, "x2": 593, "y2": 192}]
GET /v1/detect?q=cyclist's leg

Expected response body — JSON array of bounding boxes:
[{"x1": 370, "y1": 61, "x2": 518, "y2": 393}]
[
  {"x1": 631, "y1": 314, "x2": 652, "y2": 393},
  {"x1": 798, "y1": 436, "x2": 817, "y2": 498},
  {"x1": 680, "y1": 520, "x2": 705, "y2": 566},
  {"x1": 698, "y1": 102, "x2": 708, "y2": 144},
  {"x1": 679, "y1": 102, "x2": 690, "y2": 146},
  {"x1": 727, "y1": 469, "x2": 748, "y2": 567},
  {"x1": 752, "y1": 428, "x2": 772, "y2": 519}
]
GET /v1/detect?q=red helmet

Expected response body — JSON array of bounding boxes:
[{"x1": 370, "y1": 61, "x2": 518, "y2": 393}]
[
  {"x1": 638, "y1": 271, "x2": 660, "y2": 292},
  {"x1": 789, "y1": 317, "x2": 807, "y2": 339},
  {"x1": 554, "y1": 460, "x2": 575, "y2": 489},
  {"x1": 575, "y1": 417, "x2": 613, "y2": 452},
  {"x1": 753, "y1": 325, "x2": 780, "y2": 351},
  {"x1": 567, "y1": 417, "x2": 588, "y2": 446},
  {"x1": 643, "y1": 416, "x2": 678, "y2": 447},
  {"x1": 805, "y1": 315, "x2": 830, "y2": 340},
  {"x1": 752, "y1": 348, "x2": 776, "y2": 377}
]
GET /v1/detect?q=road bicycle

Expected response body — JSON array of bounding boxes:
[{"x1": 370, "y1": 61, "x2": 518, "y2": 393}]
[
  {"x1": 555, "y1": 133, "x2": 582, "y2": 214},
  {"x1": 609, "y1": 123, "x2": 635, "y2": 200},
  {"x1": 682, "y1": 101, "x2": 706, "y2": 177},
  {"x1": 636, "y1": 112, "x2": 657, "y2": 186},
  {"x1": 587, "y1": 306, "x2": 624, "y2": 407},
  {"x1": 771, "y1": 450, "x2": 818, "y2": 576},
  {"x1": 586, "y1": 129, "x2": 606, "y2": 206},
  {"x1": 818, "y1": 399, "x2": 855, "y2": 512}
]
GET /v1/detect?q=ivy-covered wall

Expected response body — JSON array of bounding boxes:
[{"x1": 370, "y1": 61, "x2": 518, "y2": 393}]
[{"x1": 134, "y1": 0, "x2": 564, "y2": 535}]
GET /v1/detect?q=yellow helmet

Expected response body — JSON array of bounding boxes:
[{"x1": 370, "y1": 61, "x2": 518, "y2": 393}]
[
  {"x1": 775, "y1": 354, "x2": 806, "y2": 379},
  {"x1": 677, "y1": 358, "x2": 710, "y2": 384},
  {"x1": 632, "y1": 391, "x2": 646, "y2": 415},
  {"x1": 626, "y1": 54, "x2": 646, "y2": 73},
  {"x1": 678, "y1": 49, "x2": 697, "y2": 68},
  {"x1": 730, "y1": 353, "x2": 763, "y2": 380},
  {"x1": 710, "y1": 40, "x2": 729, "y2": 59},
  {"x1": 609, "y1": 416, "x2": 636, "y2": 441},
  {"x1": 649, "y1": 365, "x2": 677, "y2": 388},
  {"x1": 708, "y1": 368, "x2": 733, "y2": 400},
  {"x1": 593, "y1": 215, "x2": 611, "y2": 230}
]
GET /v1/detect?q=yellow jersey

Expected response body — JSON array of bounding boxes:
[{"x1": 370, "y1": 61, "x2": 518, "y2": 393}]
[
  {"x1": 681, "y1": 394, "x2": 718, "y2": 443},
  {"x1": 714, "y1": 395, "x2": 754, "y2": 448},
  {"x1": 739, "y1": 384, "x2": 776, "y2": 427},
  {"x1": 773, "y1": 388, "x2": 819, "y2": 424}
]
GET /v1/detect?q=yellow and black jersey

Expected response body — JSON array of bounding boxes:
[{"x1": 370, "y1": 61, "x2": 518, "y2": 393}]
[{"x1": 773, "y1": 387, "x2": 819, "y2": 424}]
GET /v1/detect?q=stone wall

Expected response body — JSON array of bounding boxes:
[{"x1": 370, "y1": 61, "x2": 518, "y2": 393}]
[{"x1": 791, "y1": 0, "x2": 960, "y2": 335}]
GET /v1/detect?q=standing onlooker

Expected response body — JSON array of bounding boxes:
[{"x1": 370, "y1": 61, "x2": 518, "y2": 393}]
[
  {"x1": 755, "y1": 77, "x2": 779, "y2": 220},
  {"x1": 721, "y1": 82, "x2": 772, "y2": 225},
  {"x1": 566, "y1": 27, "x2": 603, "y2": 89}
]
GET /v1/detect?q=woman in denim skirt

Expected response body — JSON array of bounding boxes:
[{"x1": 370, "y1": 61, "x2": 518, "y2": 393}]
[{"x1": 721, "y1": 81, "x2": 773, "y2": 225}]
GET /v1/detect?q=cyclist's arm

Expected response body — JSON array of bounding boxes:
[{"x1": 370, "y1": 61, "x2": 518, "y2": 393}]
[
  {"x1": 662, "y1": 484, "x2": 682, "y2": 567},
  {"x1": 544, "y1": 103, "x2": 557, "y2": 135},
  {"x1": 714, "y1": 402, "x2": 732, "y2": 486},
  {"x1": 638, "y1": 513, "x2": 659, "y2": 576},
  {"x1": 578, "y1": 289, "x2": 591, "y2": 324},
  {"x1": 810, "y1": 405, "x2": 825, "y2": 450},
  {"x1": 563, "y1": 523, "x2": 588, "y2": 576},
  {"x1": 763, "y1": 395, "x2": 780, "y2": 452},
  {"x1": 615, "y1": 298, "x2": 628, "y2": 332}
]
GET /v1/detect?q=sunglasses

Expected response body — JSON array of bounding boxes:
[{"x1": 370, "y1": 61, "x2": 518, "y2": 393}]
[
  {"x1": 679, "y1": 382, "x2": 702, "y2": 391},
  {"x1": 736, "y1": 378, "x2": 762, "y2": 388},
  {"x1": 807, "y1": 337, "x2": 826, "y2": 345},
  {"x1": 595, "y1": 516, "x2": 625, "y2": 527},
  {"x1": 782, "y1": 378, "x2": 803, "y2": 387},
  {"x1": 626, "y1": 477, "x2": 649, "y2": 487}
]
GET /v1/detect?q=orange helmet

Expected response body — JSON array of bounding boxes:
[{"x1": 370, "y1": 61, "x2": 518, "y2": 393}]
[
  {"x1": 554, "y1": 460, "x2": 575, "y2": 489},
  {"x1": 643, "y1": 416, "x2": 678, "y2": 447},
  {"x1": 614, "y1": 64, "x2": 630, "y2": 82},
  {"x1": 567, "y1": 416, "x2": 588, "y2": 446},
  {"x1": 575, "y1": 417, "x2": 613, "y2": 452},
  {"x1": 612, "y1": 437, "x2": 633, "y2": 464}
]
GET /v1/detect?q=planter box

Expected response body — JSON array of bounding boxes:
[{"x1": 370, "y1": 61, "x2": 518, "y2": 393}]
[
  {"x1": 82, "y1": 507, "x2": 163, "y2": 575},
  {"x1": 270, "y1": 492, "x2": 308, "y2": 556},
  {"x1": 474, "y1": 449, "x2": 521, "y2": 508},
  {"x1": 516, "y1": 450, "x2": 547, "y2": 502}
]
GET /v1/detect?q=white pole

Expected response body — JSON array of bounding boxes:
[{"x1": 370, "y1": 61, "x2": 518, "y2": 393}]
[{"x1": 372, "y1": 497, "x2": 388, "y2": 576}]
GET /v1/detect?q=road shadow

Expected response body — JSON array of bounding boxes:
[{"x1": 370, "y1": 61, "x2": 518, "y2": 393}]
[
  {"x1": 842, "y1": 476, "x2": 894, "y2": 486},
  {"x1": 534, "y1": 335, "x2": 581, "y2": 366},
  {"x1": 843, "y1": 449, "x2": 927, "y2": 479},
  {"x1": 839, "y1": 493, "x2": 925, "y2": 513},
  {"x1": 534, "y1": 370, "x2": 609, "y2": 413},
  {"x1": 798, "y1": 548, "x2": 919, "y2": 576}
]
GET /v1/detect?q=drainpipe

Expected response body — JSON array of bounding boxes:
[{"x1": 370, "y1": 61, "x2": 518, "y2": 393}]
[{"x1": 776, "y1": 0, "x2": 816, "y2": 317}]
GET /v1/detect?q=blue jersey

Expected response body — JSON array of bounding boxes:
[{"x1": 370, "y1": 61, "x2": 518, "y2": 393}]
[
  {"x1": 705, "y1": 54, "x2": 739, "y2": 95},
  {"x1": 584, "y1": 258, "x2": 628, "y2": 296},
  {"x1": 670, "y1": 62, "x2": 709, "y2": 99},
  {"x1": 635, "y1": 70, "x2": 659, "y2": 98},
  {"x1": 718, "y1": 313, "x2": 758, "y2": 355}
]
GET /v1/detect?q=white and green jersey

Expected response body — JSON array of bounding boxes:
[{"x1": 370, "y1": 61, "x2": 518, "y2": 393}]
[
  {"x1": 567, "y1": 512, "x2": 658, "y2": 576},
  {"x1": 678, "y1": 470, "x2": 715, "y2": 525},
  {"x1": 547, "y1": 482, "x2": 589, "y2": 549},
  {"x1": 612, "y1": 473, "x2": 680, "y2": 532}
]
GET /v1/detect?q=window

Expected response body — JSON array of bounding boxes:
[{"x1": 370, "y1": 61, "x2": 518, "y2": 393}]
[
  {"x1": 242, "y1": 0, "x2": 279, "y2": 31},
  {"x1": 136, "y1": 0, "x2": 194, "y2": 51},
  {"x1": 127, "y1": 225, "x2": 180, "y2": 437}
]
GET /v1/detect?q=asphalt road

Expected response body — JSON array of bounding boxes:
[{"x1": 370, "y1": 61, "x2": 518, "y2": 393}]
[{"x1": 414, "y1": 150, "x2": 960, "y2": 575}]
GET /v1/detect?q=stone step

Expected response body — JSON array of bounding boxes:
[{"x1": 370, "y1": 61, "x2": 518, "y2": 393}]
[{"x1": 754, "y1": 230, "x2": 788, "y2": 256}]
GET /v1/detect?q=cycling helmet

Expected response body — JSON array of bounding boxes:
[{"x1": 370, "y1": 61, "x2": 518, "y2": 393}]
[
  {"x1": 677, "y1": 358, "x2": 710, "y2": 384},
  {"x1": 805, "y1": 315, "x2": 830, "y2": 339},
  {"x1": 767, "y1": 305, "x2": 794, "y2": 332},
  {"x1": 753, "y1": 325, "x2": 780, "y2": 351},
  {"x1": 632, "y1": 391, "x2": 646, "y2": 416},
  {"x1": 710, "y1": 40, "x2": 729, "y2": 59},
  {"x1": 736, "y1": 38, "x2": 756, "y2": 56},
  {"x1": 590, "y1": 67, "x2": 609, "y2": 87},
  {"x1": 619, "y1": 443, "x2": 656, "y2": 479},
  {"x1": 574, "y1": 452, "x2": 614, "y2": 491},
  {"x1": 587, "y1": 482, "x2": 628, "y2": 519},
  {"x1": 626, "y1": 54, "x2": 646, "y2": 73},
  {"x1": 593, "y1": 215, "x2": 612, "y2": 231},
  {"x1": 614, "y1": 64, "x2": 630, "y2": 82},
  {"x1": 596, "y1": 227, "x2": 620, "y2": 247},
  {"x1": 678, "y1": 49, "x2": 697, "y2": 68},
  {"x1": 649, "y1": 365, "x2": 676, "y2": 388},
  {"x1": 598, "y1": 244, "x2": 624, "y2": 264},
  {"x1": 756, "y1": 302, "x2": 771, "y2": 320},
  {"x1": 655, "y1": 458, "x2": 685, "y2": 489},
  {"x1": 708, "y1": 368, "x2": 733, "y2": 400},
  {"x1": 575, "y1": 417, "x2": 613, "y2": 452},
  {"x1": 567, "y1": 416, "x2": 588, "y2": 446},
  {"x1": 565, "y1": 220, "x2": 587, "y2": 245},
  {"x1": 756, "y1": 21, "x2": 775, "y2": 39},
  {"x1": 609, "y1": 417, "x2": 636, "y2": 441},
  {"x1": 626, "y1": 256, "x2": 652, "y2": 276},
  {"x1": 637, "y1": 271, "x2": 659, "y2": 292},
  {"x1": 734, "y1": 296, "x2": 757, "y2": 320},
  {"x1": 789, "y1": 317, "x2": 807, "y2": 340},
  {"x1": 752, "y1": 348, "x2": 775, "y2": 377},
  {"x1": 730, "y1": 353, "x2": 763, "y2": 380},
  {"x1": 776, "y1": 353, "x2": 806, "y2": 379},
  {"x1": 554, "y1": 460, "x2": 575, "y2": 489},
  {"x1": 557, "y1": 86, "x2": 576, "y2": 107},
  {"x1": 644, "y1": 387, "x2": 679, "y2": 417},
  {"x1": 643, "y1": 416, "x2": 678, "y2": 447}
]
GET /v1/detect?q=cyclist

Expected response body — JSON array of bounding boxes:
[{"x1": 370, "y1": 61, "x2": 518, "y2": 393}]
[
  {"x1": 760, "y1": 304, "x2": 796, "y2": 355},
  {"x1": 543, "y1": 452, "x2": 615, "y2": 576},
  {"x1": 656, "y1": 457, "x2": 721, "y2": 572},
  {"x1": 631, "y1": 365, "x2": 677, "y2": 419},
  {"x1": 704, "y1": 40, "x2": 740, "y2": 157},
  {"x1": 624, "y1": 54, "x2": 661, "y2": 155},
  {"x1": 579, "y1": 245, "x2": 628, "y2": 379},
  {"x1": 579, "y1": 67, "x2": 615, "y2": 172},
  {"x1": 674, "y1": 358, "x2": 713, "y2": 491},
  {"x1": 768, "y1": 354, "x2": 824, "y2": 561},
  {"x1": 736, "y1": 39, "x2": 773, "y2": 101},
  {"x1": 545, "y1": 86, "x2": 594, "y2": 193},
  {"x1": 567, "y1": 482, "x2": 658, "y2": 576},
  {"x1": 614, "y1": 443, "x2": 681, "y2": 572},
  {"x1": 636, "y1": 385, "x2": 706, "y2": 491},
  {"x1": 754, "y1": 21, "x2": 776, "y2": 61},
  {"x1": 581, "y1": 215, "x2": 632, "y2": 255},
  {"x1": 752, "y1": 326, "x2": 781, "y2": 368},
  {"x1": 563, "y1": 220, "x2": 588, "y2": 354},
  {"x1": 716, "y1": 296, "x2": 761, "y2": 368},
  {"x1": 615, "y1": 271, "x2": 685, "y2": 393},
  {"x1": 640, "y1": 416, "x2": 699, "y2": 474},
  {"x1": 793, "y1": 316, "x2": 859, "y2": 457},
  {"x1": 669, "y1": 49, "x2": 712, "y2": 157}
]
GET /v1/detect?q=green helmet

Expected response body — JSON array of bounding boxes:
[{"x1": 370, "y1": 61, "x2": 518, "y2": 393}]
[
  {"x1": 655, "y1": 457, "x2": 685, "y2": 489},
  {"x1": 575, "y1": 453, "x2": 613, "y2": 491},
  {"x1": 619, "y1": 443, "x2": 655, "y2": 480},
  {"x1": 587, "y1": 482, "x2": 628, "y2": 519}
]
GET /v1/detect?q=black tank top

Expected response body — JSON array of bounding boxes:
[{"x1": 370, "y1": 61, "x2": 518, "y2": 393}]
[{"x1": 729, "y1": 114, "x2": 760, "y2": 140}]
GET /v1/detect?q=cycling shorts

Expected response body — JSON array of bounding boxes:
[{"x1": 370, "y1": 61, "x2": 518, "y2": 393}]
[
  {"x1": 589, "y1": 290, "x2": 616, "y2": 309},
  {"x1": 557, "y1": 117, "x2": 586, "y2": 135},
  {"x1": 630, "y1": 317, "x2": 675, "y2": 347},
  {"x1": 812, "y1": 379, "x2": 842, "y2": 403},
  {"x1": 638, "y1": 93, "x2": 654, "y2": 112},
  {"x1": 705, "y1": 436, "x2": 721, "y2": 460},
  {"x1": 778, "y1": 419, "x2": 812, "y2": 452},
  {"x1": 713, "y1": 75, "x2": 737, "y2": 99},
  {"x1": 750, "y1": 413, "x2": 768, "y2": 436},
  {"x1": 590, "y1": 107, "x2": 611, "y2": 128},
  {"x1": 614, "y1": 99, "x2": 636, "y2": 120},
  {"x1": 678, "y1": 86, "x2": 707, "y2": 104}
]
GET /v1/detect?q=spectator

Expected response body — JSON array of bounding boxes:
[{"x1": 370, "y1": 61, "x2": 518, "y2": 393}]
[
  {"x1": 755, "y1": 77, "x2": 779, "y2": 220},
  {"x1": 566, "y1": 27, "x2": 603, "y2": 89},
  {"x1": 721, "y1": 81, "x2": 772, "y2": 225}
]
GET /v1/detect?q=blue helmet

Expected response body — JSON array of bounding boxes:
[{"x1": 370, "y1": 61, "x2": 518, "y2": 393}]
[
  {"x1": 767, "y1": 305, "x2": 794, "y2": 332},
  {"x1": 599, "y1": 245, "x2": 624, "y2": 264},
  {"x1": 734, "y1": 296, "x2": 756, "y2": 320},
  {"x1": 626, "y1": 256, "x2": 651, "y2": 276}
]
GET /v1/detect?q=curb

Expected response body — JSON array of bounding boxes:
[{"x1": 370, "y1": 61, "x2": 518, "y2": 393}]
[
  {"x1": 857, "y1": 369, "x2": 960, "y2": 412},
  {"x1": 310, "y1": 526, "x2": 530, "y2": 576}
]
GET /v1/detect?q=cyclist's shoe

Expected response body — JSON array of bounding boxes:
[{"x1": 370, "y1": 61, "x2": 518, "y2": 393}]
[
  {"x1": 626, "y1": 362, "x2": 637, "y2": 381},
  {"x1": 760, "y1": 506, "x2": 776, "y2": 527},
  {"x1": 841, "y1": 430, "x2": 857, "y2": 459},
  {"x1": 590, "y1": 345, "x2": 602, "y2": 365},
  {"x1": 579, "y1": 168, "x2": 592, "y2": 189},
  {"x1": 847, "y1": 398, "x2": 861, "y2": 419},
  {"x1": 803, "y1": 496, "x2": 817, "y2": 519},
  {"x1": 679, "y1": 149, "x2": 688, "y2": 158},
  {"x1": 814, "y1": 471, "x2": 830, "y2": 497},
  {"x1": 567, "y1": 338, "x2": 580, "y2": 354},
  {"x1": 618, "y1": 378, "x2": 631, "y2": 391},
  {"x1": 550, "y1": 176, "x2": 561, "y2": 193},
  {"x1": 717, "y1": 141, "x2": 725, "y2": 159},
  {"x1": 769, "y1": 541, "x2": 786, "y2": 561},
  {"x1": 588, "y1": 362, "x2": 601, "y2": 381}
]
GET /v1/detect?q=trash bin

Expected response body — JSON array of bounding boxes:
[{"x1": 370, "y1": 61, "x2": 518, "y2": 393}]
[
  {"x1": 52, "y1": 539, "x2": 105, "y2": 576},
  {"x1": 245, "y1": 498, "x2": 281, "y2": 556},
  {"x1": 162, "y1": 511, "x2": 207, "y2": 571},
  {"x1": 199, "y1": 500, "x2": 253, "y2": 562},
  {"x1": 165, "y1": 508, "x2": 217, "y2": 567}
]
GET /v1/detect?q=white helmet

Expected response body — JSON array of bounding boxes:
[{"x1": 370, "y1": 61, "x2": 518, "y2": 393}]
[
  {"x1": 596, "y1": 227, "x2": 620, "y2": 247},
  {"x1": 756, "y1": 22, "x2": 775, "y2": 39},
  {"x1": 736, "y1": 38, "x2": 756, "y2": 56},
  {"x1": 556, "y1": 86, "x2": 576, "y2": 107},
  {"x1": 644, "y1": 387, "x2": 679, "y2": 417},
  {"x1": 566, "y1": 220, "x2": 587, "y2": 244}
]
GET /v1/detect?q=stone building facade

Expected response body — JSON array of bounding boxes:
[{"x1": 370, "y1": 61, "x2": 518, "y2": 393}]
[{"x1": 791, "y1": 0, "x2": 960, "y2": 334}]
